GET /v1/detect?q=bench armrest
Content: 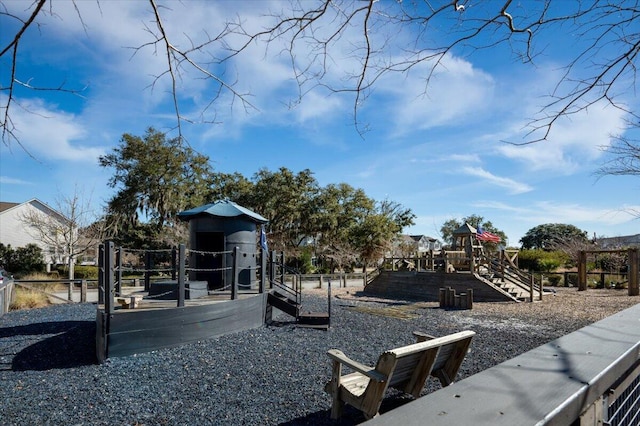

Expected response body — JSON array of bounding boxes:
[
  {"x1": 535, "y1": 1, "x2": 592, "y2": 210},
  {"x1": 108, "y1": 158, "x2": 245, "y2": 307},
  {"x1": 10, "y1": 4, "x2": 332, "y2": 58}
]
[
  {"x1": 327, "y1": 349, "x2": 387, "y2": 382},
  {"x1": 413, "y1": 331, "x2": 436, "y2": 342}
]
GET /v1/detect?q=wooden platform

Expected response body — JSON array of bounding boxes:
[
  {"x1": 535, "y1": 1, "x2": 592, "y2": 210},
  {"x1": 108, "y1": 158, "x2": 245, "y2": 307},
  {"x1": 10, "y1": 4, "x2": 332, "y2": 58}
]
[{"x1": 365, "y1": 271, "x2": 519, "y2": 302}]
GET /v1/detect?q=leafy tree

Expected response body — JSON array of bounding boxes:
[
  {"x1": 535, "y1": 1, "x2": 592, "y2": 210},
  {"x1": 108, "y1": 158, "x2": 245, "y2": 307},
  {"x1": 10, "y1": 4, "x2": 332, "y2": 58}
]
[
  {"x1": 209, "y1": 172, "x2": 255, "y2": 206},
  {"x1": 0, "y1": 243, "x2": 45, "y2": 275},
  {"x1": 249, "y1": 167, "x2": 320, "y2": 252},
  {"x1": 520, "y1": 223, "x2": 589, "y2": 250},
  {"x1": 518, "y1": 249, "x2": 571, "y2": 273},
  {"x1": 350, "y1": 200, "x2": 415, "y2": 272},
  {"x1": 99, "y1": 127, "x2": 213, "y2": 246},
  {"x1": 440, "y1": 215, "x2": 506, "y2": 248},
  {"x1": 311, "y1": 183, "x2": 374, "y2": 271}
]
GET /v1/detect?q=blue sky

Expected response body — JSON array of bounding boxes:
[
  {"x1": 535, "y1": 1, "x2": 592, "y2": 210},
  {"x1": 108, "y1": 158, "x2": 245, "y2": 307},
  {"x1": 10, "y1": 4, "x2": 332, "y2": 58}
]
[{"x1": 1, "y1": 1, "x2": 638, "y2": 246}]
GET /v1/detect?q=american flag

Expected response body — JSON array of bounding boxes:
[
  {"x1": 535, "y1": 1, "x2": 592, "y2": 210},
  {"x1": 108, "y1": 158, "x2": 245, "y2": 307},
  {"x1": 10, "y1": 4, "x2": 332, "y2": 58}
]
[
  {"x1": 476, "y1": 226, "x2": 501, "y2": 243},
  {"x1": 260, "y1": 225, "x2": 268, "y2": 252}
]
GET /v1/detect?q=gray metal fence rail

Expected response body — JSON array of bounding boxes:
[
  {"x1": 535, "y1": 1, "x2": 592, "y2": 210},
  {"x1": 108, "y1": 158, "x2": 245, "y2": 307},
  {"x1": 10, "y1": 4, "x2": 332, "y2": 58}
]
[{"x1": 367, "y1": 302, "x2": 640, "y2": 426}]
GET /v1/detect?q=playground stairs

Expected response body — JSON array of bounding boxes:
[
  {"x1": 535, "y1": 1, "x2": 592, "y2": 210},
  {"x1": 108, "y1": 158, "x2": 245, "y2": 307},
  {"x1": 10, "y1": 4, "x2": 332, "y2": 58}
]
[
  {"x1": 267, "y1": 289, "x2": 330, "y2": 330},
  {"x1": 474, "y1": 257, "x2": 541, "y2": 302}
]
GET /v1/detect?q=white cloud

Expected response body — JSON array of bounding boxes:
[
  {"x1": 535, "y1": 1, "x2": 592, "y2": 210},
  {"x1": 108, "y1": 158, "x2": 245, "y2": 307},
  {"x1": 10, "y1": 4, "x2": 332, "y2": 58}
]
[
  {"x1": 497, "y1": 94, "x2": 627, "y2": 174},
  {"x1": 461, "y1": 166, "x2": 533, "y2": 194},
  {"x1": 7, "y1": 97, "x2": 104, "y2": 162},
  {"x1": 0, "y1": 176, "x2": 32, "y2": 185},
  {"x1": 475, "y1": 200, "x2": 640, "y2": 227},
  {"x1": 377, "y1": 54, "x2": 496, "y2": 135}
]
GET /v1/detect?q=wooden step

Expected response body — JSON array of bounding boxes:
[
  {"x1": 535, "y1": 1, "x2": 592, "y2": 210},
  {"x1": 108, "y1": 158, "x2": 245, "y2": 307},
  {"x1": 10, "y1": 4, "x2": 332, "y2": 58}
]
[
  {"x1": 267, "y1": 292, "x2": 299, "y2": 317},
  {"x1": 298, "y1": 312, "x2": 330, "y2": 330}
]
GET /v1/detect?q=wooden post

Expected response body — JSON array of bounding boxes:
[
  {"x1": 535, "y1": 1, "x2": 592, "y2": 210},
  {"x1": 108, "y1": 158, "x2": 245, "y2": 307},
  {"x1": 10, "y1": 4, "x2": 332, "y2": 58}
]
[
  {"x1": 259, "y1": 250, "x2": 266, "y2": 293},
  {"x1": 328, "y1": 279, "x2": 332, "y2": 329},
  {"x1": 105, "y1": 241, "x2": 114, "y2": 315},
  {"x1": 98, "y1": 243, "x2": 104, "y2": 305},
  {"x1": 231, "y1": 247, "x2": 239, "y2": 300},
  {"x1": 466, "y1": 289, "x2": 473, "y2": 309},
  {"x1": 144, "y1": 251, "x2": 152, "y2": 292},
  {"x1": 81, "y1": 280, "x2": 87, "y2": 303},
  {"x1": 177, "y1": 244, "x2": 186, "y2": 307},
  {"x1": 629, "y1": 248, "x2": 639, "y2": 296},
  {"x1": 269, "y1": 250, "x2": 276, "y2": 289},
  {"x1": 115, "y1": 247, "x2": 122, "y2": 297},
  {"x1": 319, "y1": 275, "x2": 323, "y2": 289},
  {"x1": 171, "y1": 247, "x2": 177, "y2": 280},
  {"x1": 439, "y1": 288, "x2": 446, "y2": 308},
  {"x1": 539, "y1": 277, "x2": 543, "y2": 301},
  {"x1": 578, "y1": 250, "x2": 587, "y2": 291},
  {"x1": 530, "y1": 275, "x2": 534, "y2": 303}
]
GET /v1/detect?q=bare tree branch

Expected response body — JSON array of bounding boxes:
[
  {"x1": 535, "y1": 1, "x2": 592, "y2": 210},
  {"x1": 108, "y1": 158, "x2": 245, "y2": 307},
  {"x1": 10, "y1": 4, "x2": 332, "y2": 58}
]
[{"x1": 1, "y1": 0, "x2": 638, "y2": 147}]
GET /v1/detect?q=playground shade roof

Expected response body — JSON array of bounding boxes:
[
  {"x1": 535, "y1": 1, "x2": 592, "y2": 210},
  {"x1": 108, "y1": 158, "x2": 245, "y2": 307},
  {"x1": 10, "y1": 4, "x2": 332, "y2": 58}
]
[
  {"x1": 453, "y1": 223, "x2": 477, "y2": 235},
  {"x1": 178, "y1": 200, "x2": 268, "y2": 224}
]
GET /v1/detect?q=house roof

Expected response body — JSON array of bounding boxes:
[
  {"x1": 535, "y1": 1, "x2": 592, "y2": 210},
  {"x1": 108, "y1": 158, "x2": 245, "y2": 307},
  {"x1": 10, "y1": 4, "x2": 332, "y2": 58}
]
[
  {"x1": 178, "y1": 199, "x2": 268, "y2": 224},
  {"x1": 410, "y1": 234, "x2": 439, "y2": 242},
  {"x1": 0, "y1": 199, "x2": 67, "y2": 222},
  {"x1": 596, "y1": 234, "x2": 640, "y2": 249},
  {"x1": 0, "y1": 202, "x2": 19, "y2": 213}
]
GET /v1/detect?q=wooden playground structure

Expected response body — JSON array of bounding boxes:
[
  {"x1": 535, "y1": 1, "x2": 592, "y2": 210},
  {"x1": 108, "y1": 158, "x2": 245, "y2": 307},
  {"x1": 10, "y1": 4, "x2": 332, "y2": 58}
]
[
  {"x1": 95, "y1": 242, "x2": 329, "y2": 361},
  {"x1": 577, "y1": 248, "x2": 639, "y2": 295}
]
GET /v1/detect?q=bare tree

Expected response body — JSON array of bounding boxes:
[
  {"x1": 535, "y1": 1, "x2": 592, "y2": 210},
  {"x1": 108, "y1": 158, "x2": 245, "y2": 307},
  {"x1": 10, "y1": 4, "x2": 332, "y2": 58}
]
[
  {"x1": 2, "y1": 1, "x2": 638, "y2": 146},
  {"x1": 596, "y1": 132, "x2": 640, "y2": 218},
  {"x1": 19, "y1": 187, "x2": 107, "y2": 279},
  {"x1": 598, "y1": 134, "x2": 640, "y2": 177}
]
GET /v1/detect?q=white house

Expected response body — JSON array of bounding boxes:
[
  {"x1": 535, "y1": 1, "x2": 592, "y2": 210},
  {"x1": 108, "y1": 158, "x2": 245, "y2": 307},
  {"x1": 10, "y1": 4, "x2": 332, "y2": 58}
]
[{"x1": 0, "y1": 199, "x2": 70, "y2": 271}]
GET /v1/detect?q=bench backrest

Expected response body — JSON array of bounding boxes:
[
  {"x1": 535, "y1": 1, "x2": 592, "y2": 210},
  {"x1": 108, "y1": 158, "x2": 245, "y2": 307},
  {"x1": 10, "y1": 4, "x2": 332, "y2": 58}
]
[{"x1": 377, "y1": 330, "x2": 476, "y2": 396}]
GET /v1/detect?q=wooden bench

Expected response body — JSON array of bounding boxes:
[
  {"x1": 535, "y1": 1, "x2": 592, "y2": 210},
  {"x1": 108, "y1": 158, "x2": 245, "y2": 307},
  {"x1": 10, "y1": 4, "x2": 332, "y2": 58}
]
[{"x1": 324, "y1": 330, "x2": 476, "y2": 419}]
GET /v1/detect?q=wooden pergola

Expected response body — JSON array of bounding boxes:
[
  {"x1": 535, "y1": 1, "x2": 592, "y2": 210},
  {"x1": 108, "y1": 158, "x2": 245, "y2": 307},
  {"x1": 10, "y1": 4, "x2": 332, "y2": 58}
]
[{"x1": 577, "y1": 248, "x2": 639, "y2": 295}]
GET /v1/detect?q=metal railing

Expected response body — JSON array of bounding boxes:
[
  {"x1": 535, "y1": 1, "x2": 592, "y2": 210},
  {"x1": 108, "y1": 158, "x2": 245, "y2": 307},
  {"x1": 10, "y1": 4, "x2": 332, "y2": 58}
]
[{"x1": 368, "y1": 303, "x2": 640, "y2": 426}]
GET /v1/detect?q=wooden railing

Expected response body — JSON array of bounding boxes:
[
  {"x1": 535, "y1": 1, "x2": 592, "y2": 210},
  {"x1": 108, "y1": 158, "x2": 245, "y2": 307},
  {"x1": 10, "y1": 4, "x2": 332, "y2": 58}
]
[{"x1": 13, "y1": 279, "x2": 92, "y2": 303}]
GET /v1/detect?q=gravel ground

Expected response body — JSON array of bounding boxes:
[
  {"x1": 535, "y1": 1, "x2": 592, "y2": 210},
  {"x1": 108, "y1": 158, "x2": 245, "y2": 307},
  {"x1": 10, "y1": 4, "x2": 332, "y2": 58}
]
[{"x1": 0, "y1": 287, "x2": 638, "y2": 425}]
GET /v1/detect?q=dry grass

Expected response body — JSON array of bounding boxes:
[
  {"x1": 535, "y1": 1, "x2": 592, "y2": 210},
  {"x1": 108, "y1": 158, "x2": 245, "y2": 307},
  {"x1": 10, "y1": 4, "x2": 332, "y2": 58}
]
[
  {"x1": 20, "y1": 272, "x2": 68, "y2": 291},
  {"x1": 10, "y1": 287, "x2": 51, "y2": 310}
]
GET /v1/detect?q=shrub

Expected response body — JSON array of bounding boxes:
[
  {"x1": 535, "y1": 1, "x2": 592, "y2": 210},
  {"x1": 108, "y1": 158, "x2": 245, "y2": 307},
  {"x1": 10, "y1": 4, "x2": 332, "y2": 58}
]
[
  {"x1": 73, "y1": 265, "x2": 98, "y2": 279},
  {"x1": 0, "y1": 243, "x2": 45, "y2": 276},
  {"x1": 519, "y1": 249, "x2": 568, "y2": 272},
  {"x1": 547, "y1": 274, "x2": 562, "y2": 286}
]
